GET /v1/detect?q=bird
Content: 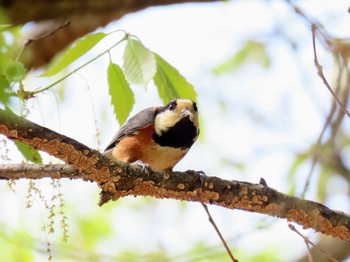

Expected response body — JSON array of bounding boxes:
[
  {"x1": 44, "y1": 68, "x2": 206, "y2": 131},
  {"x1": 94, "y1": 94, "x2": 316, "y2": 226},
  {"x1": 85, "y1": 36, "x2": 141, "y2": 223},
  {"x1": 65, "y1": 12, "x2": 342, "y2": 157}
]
[{"x1": 104, "y1": 98, "x2": 200, "y2": 171}]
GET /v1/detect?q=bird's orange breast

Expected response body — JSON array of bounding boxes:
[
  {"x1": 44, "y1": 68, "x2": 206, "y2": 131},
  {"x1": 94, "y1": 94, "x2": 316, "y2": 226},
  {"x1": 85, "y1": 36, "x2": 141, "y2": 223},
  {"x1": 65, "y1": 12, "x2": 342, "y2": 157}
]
[{"x1": 111, "y1": 125, "x2": 189, "y2": 171}]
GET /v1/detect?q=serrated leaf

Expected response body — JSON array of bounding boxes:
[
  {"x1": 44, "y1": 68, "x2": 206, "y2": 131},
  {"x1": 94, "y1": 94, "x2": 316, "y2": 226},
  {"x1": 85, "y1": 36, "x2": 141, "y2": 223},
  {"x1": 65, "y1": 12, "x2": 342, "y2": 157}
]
[
  {"x1": 107, "y1": 62, "x2": 134, "y2": 125},
  {"x1": 41, "y1": 32, "x2": 107, "y2": 77},
  {"x1": 153, "y1": 53, "x2": 197, "y2": 104},
  {"x1": 213, "y1": 40, "x2": 271, "y2": 75},
  {"x1": 4, "y1": 61, "x2": 25, "y2": 82},
  {"x1": 123, "y1": 38, "x2": 156, "y2": 85},
  {"x1": 14, "y1": 141, "x2": 42, "y2": 164}
]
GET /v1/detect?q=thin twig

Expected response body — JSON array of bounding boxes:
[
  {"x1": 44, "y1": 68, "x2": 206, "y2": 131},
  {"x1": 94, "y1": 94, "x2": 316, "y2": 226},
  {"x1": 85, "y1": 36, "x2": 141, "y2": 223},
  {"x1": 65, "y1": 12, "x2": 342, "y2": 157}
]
[
  {"x1": 25, "y1": 20, "x2": 71, "y2": 47},
  {"x1": 288, "y1": 223, "x2": 339, "y2": 262},
  {"x1": 305, "y1": 242, "x2": 314, "y2": 262},
  {"x1": 302, "y1": 25, "x2": 350, "y2": 197},
  {"x1": 301, "y1": 101, "x2": 337, "y2": 198},
  {"x1": 301, "y1": 53, "x2": 349, "y2": 197},
  {"x1": 15, "y1": 20, "x2": 70, "y2": 63},
  {"x1": 201, "y1": 203, "x2": 238, "y2": 262},
  {"x1": 312, "y1": 24, "x2": 350, "y2": 118},
  {"x1": 285, "y1": 0, "x2": 331, "y2": 47}
]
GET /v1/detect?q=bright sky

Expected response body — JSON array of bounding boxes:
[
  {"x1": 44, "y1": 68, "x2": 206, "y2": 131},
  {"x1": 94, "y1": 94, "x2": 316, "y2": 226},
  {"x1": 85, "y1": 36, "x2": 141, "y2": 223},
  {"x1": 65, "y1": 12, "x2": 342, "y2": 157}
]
[{"x1": 1, "y1": 0, "x2": 350, "y2": 261}]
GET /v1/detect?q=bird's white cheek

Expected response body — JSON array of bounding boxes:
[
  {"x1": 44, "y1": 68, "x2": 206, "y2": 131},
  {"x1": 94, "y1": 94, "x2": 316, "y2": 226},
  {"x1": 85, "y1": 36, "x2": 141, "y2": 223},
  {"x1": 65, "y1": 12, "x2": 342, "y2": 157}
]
[{"x1": 154, "y1": 112, "x2": 179, "y2": 135}]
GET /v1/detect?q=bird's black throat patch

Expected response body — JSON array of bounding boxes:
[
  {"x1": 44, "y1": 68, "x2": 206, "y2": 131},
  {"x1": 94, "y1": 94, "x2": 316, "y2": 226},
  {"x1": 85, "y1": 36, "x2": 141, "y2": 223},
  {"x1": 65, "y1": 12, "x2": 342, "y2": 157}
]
[{"x1": 153, "y1": 118, "x2": 197, "y2": 148}]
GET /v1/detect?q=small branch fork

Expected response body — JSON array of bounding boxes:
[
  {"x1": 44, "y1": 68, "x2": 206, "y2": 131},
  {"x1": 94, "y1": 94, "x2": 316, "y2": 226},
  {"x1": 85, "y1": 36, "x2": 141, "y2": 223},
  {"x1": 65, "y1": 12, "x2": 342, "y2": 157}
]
[
  {"x1": 16, "y1": 20, "x2": 70, "y2": 63},
  {"x1": 311, "y1": 25, "x2": 350, "y2": 119},
  {"x1": 0, "y1": 108, "x2": 350, "y2": 242},
  {"x1": 288, "y1": 223, "x2": 339, "y2": 262},
  {"x1": 286, "y1": 0, "x2": 350, "y2": 118}
]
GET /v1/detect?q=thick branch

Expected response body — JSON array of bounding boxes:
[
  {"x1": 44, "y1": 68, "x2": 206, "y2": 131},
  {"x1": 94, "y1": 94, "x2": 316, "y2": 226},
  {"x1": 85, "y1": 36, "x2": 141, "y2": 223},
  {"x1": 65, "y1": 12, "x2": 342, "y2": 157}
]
[
  {"x1": 2, "y1": 0, "x2": 220, "y2": 68},
  {"x1": 0, "y1": 108, "x2": 350, "y2": 241},
  {"x1": 0, "y1": 164, "x2": 91, "y2": 181},
  {"x1": 2, "y1": 0, "x2": 219, "y2": 24}
]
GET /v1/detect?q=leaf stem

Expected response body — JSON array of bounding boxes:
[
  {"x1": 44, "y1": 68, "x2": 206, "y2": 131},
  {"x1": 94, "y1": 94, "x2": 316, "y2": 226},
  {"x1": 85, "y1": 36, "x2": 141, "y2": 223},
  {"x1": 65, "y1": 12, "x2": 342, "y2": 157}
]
[{"x1": 32, "y1": 34, "x2": 129, "y2": 95}]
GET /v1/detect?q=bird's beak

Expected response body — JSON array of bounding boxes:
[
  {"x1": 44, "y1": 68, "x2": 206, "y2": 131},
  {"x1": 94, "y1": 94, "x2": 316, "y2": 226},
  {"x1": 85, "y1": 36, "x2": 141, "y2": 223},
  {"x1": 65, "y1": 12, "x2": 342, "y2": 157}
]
[{"x1": 180, "y1": 109, "x2": 193, "y2": 121}]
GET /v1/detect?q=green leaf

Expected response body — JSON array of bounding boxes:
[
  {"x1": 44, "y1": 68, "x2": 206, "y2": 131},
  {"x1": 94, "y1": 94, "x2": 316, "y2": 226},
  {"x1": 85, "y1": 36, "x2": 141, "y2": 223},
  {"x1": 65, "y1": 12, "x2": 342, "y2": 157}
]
[
  {"x1": 0, "y1": 55, "x2": 12, "y2": 105},
  {"x1": 287, "y1": 152, "x2": 308, "y2": 195},
  {"x1": 213, "y1": 40, "x2": 271, "y2": 75},
  {"x1": 153, "y1": 53, "x2": 197, "y2": 104},
  {"x1": 107, "y1": 62, "x2": 134, "y2": 125},
  {"x1": 317, "y1": 169, "x2": 329, "y2": 202},
  {"x1": 41, "y1": 32, "x2": 107, "y2": 77},
  {"x1": 4, "y1": 61, "x2": 25, "y2": 82},
  {"x1": 3, "y1": 107, "x2": 41, "y2": 163},
  {"x1": 0, "y1": 75, "x2": 11, "y2": 105},
  {"x1": 14, "y1": 141, "x2": 42, "y2": 164},
  {"x1": 0, "y1": 52, "x2": 13, "y2": 72},
  {"x1": 123, "y1": 38, "x2": 156, "y2": 85},
  {"x1": 0, "y1": 24, "x2": 12, "y2": 31}
]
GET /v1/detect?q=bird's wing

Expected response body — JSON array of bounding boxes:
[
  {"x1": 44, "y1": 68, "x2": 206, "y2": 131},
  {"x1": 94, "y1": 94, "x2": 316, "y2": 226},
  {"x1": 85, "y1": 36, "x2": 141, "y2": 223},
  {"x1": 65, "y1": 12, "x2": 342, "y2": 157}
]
[{"x1": 104, "y1": 106, "x2": 159, "y2": 152}]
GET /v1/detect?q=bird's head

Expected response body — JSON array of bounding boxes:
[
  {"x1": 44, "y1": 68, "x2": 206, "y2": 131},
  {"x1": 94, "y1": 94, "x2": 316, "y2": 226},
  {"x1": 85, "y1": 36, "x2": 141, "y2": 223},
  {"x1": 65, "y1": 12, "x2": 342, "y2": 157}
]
[{"x1": 153, "y1": 99, "x2": 199, "y2": 148}]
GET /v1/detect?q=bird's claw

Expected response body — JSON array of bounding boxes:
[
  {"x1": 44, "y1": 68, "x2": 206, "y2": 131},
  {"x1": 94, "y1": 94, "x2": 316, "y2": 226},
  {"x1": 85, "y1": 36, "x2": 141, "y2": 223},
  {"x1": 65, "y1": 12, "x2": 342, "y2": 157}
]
[
  {"x1": 186, "y1": 169, "x2": 206, "y2": 176},
  {"x1": 131, "y1": 160, "x2": 152, "y2": 174}
]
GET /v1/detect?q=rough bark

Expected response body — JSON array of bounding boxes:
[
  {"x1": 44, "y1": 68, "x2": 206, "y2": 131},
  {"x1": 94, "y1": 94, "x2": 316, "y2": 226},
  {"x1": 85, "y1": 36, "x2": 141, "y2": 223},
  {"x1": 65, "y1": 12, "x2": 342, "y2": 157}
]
[
  {"x1": 0, "y1": 163, "x2": 91, "y2": 181},
  {"x1": 1, "y1": 0, "x2": 220, "y2": 68},
  {"x1": 0, "y1": 108, "x2": 350, "y2": 242}
]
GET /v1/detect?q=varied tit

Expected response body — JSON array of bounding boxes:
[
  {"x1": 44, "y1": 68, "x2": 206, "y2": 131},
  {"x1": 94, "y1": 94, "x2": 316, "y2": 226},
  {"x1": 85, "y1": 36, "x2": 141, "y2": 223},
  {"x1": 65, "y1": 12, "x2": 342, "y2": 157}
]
[{"x1": 104, "y1": 98, "x2": 199, "y2": 171}]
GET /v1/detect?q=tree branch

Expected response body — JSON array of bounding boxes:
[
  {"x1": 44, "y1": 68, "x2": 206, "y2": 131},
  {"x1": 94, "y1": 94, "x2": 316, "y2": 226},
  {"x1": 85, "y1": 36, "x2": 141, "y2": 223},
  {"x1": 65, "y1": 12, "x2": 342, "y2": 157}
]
[
  {"x1": 0, "y1": 108, "x2": 350, "y2": 242},
  {"x1": 2, "y1": 0, "x2": 220, "y2": 24},
  {"x1": 0, "y1": 163, "x2": 91, "y2": 181},
  {"x1": 2, "y1": 0, "x2": 221, "y2": 68}
]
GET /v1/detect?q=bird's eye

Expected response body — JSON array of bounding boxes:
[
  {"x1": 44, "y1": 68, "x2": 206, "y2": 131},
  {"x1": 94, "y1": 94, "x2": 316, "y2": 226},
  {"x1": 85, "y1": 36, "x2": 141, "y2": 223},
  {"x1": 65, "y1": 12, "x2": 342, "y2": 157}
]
[
  {"x1": 193, "y1": 102, "x2": 198, "y2": 112},
  {"x1": 168, "y1": 101, "x2": 177, "y2": 111}
]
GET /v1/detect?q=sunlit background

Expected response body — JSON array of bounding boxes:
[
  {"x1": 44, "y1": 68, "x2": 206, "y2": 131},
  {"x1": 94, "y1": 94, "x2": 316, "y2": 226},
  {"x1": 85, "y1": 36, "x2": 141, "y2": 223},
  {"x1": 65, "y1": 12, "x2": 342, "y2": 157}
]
[{"x1": 1, "y1": 0, "x2": 350, "y2": 261}]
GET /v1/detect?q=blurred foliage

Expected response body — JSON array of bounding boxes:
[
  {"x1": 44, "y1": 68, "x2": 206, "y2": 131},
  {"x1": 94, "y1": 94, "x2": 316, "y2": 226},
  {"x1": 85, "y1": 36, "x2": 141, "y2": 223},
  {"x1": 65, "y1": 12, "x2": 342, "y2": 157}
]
[
  {"x1": 0, "y1": 227, "x2": 35, "y2": 262},
  {"x1": 213, "y1": 40, "x2": 270, "y2": 75},
  {"x1": 235, "y1": 248, "x2": 281, "y2": 262},
  {"x1": 1, "y1": 0, "x2": 350, "y2": 261},
  {"x1": 0, "y1": 26, "x2": 22, "y2": 105}
]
